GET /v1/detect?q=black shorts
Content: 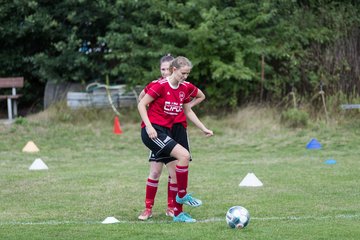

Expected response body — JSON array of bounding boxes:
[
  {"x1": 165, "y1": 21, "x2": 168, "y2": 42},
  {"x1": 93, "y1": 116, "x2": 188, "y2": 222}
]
[
  {"x1": 141, "y1": 124, "x2": 178, "y2": 162},
  {"x1": 147, "y1": 123, "x2": 192, "y2": 164}
]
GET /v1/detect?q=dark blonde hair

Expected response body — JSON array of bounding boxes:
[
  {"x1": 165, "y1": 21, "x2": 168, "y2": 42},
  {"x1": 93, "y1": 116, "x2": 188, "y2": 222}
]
[
  {"x1": 160, "y1": 54, "x2": 174, "y2": 64},
  {"x1": 169, "y1": 56, "x2": 192, "y2": 71}
]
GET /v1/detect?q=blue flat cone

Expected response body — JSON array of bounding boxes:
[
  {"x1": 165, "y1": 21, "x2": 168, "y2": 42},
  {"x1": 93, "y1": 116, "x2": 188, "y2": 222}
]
[
  {"x1": 325, "y1": 159, "x2": 337, "y2": 165},
  {"x1": 306, "y1": 138, "x2": 322, "y2": 149}
]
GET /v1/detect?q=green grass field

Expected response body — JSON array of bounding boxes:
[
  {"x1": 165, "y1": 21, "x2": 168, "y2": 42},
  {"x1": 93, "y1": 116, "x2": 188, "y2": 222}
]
[{"x1": 1, "y1": 106, "x2": 359, "y2": 239}]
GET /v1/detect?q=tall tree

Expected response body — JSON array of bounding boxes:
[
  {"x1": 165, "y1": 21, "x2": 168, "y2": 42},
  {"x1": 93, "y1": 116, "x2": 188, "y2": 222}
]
[{"x1": 0, "y1": 0, "x2": 359, "y2": 110}]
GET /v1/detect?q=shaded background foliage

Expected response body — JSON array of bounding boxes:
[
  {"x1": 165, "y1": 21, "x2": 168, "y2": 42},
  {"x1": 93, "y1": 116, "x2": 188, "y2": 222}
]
[{"x1": 0, "y1": 0, "x2": 359, "y2": 112}]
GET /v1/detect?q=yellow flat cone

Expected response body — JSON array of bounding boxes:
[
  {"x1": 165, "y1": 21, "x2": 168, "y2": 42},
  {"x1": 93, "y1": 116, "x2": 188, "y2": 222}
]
[{"x1": 22, "y1": 141, "x2": 40, "y2": 153}]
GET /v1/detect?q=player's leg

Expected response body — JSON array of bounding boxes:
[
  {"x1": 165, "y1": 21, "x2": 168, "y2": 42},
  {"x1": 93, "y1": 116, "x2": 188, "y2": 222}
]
[
  {"x1": 169, "y1": 145, "x2": 201, "y2": 223},
  {"x1": 147, "y1": 152, "x2": 176, "y2": 217},
  {"x1": 162, "y1": 124, "x2": 185, "y2": 213},
  {"x1": 170, "y1": 124, "x2": 201, "y2": 208},
  {"x1": 141, "y1": 125, "x2": 197, "y2": 222},
  {"x1": 139, "y1": 124, "x2": 177, "y2": 220},
  {"x1": 165, "y1": 160, "x2": 177, "y2": 217},
  {"x1": 138, "y1": 160, "x2": 163, "y2": 220},
  {"x1": 169, "y1": 124, "x2": 191, "y2": 218}
]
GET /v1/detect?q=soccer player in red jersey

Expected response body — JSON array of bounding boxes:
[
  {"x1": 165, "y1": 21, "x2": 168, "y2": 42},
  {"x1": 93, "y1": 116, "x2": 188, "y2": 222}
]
[
  {"x1": 138, "y1": 55, "x2": 206, "y2": 220},
  {"x1": 138, "y1": 56, "x2": 213, "y2": 222}
]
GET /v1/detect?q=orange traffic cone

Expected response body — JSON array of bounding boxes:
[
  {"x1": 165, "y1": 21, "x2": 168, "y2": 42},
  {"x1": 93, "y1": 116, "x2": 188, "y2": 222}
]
[{"x1": 113, "y1": 116, "x2": 123, "y2": 135}]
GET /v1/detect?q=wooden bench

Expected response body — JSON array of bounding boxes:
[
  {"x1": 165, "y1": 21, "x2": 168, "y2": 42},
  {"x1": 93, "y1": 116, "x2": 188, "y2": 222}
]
[{"x1": 0, "y1": 77, "x2": 24, "y2": 121}]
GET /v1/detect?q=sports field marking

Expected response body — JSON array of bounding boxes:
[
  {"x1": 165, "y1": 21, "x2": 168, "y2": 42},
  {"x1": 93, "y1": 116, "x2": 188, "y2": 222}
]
[
  {"x1": 199, "y1": 214, "x2": 360, "y2": 223},
  {"x1": 1, "y1": 214, "x2": 359, "y2": 226}
]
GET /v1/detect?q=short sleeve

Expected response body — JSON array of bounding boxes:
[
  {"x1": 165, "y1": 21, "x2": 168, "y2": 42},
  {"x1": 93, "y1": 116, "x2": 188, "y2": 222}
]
[
  {"x1": 147, "y1": 82, "x2": 162, "y2": 99},
  {"x1": 144, "y1": 78, "x2": 161, "y2": 93},
  {"x1": 187, "y1": 83, "x2": 198, "y2": 98}
]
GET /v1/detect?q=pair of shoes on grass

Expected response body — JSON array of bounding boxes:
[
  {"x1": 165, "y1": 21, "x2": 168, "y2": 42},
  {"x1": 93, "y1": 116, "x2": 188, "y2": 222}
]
[
  {"x1": 138, "y1": 193, "x2": 202, "y2": 222},
  {"x1": 173, "y1": 193, "x2": 202, "y2": 223},
  {"x1": 138, "y1": 207, "x2": 174, "y2": 220}
]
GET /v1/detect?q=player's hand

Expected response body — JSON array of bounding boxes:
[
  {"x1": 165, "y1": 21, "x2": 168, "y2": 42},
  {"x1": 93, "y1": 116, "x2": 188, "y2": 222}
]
[
  {"x1": 203, "y1": 128, "x2": 213, "y2": 137},
  {"x1": 146, "y1": 126, "x2": 157, "y2": 139}
]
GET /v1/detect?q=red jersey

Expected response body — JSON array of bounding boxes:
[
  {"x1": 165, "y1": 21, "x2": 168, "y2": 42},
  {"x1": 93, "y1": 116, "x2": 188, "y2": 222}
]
[
  {"x1": 141, "y1": 78, "x2": 198, "y2": 129},
  {"x1": 144, "y1": 78, "x2": 198, "y2": 128},
  {"x1": 173, "y1": 81, "x2": 198, "y2": 128}
]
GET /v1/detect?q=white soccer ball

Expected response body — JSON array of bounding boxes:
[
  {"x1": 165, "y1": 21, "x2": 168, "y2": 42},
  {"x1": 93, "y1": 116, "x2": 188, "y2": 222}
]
[{"x1": 226, "y1": 206, "x2": 250, "y2": 229}]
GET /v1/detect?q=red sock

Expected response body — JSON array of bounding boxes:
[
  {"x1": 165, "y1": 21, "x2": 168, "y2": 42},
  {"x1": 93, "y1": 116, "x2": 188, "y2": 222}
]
[
  {"x1": 174, "y1": 199, "x2": 183, "y2": 216},
  {"x1": 175, "y1": 165, "x2": 188, "y2": 199},
  {"x1": 145, "y1": 178, "x2": 158, "y2": 209},
  {"x1": 168, "y1": 176, "x2": 177, "y2": 209}
]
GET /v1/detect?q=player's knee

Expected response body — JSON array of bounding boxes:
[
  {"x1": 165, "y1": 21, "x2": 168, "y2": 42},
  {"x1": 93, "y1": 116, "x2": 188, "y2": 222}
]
[
  {"x1": 178, "y1": 151, "x2": 190, "y2": 163},
  {"x1": 149, "y1": 170, "x2": 161, "y2": 179}
]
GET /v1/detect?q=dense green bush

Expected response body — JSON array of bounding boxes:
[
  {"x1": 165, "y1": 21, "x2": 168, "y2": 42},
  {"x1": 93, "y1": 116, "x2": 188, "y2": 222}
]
[{"x1": 0, "y1": 0, "x2": 359, "y2": 111}]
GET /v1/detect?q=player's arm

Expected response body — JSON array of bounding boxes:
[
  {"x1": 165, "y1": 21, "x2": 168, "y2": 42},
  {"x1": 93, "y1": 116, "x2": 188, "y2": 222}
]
[
  {"x1": 139, "y1": 80, "x2": 156, "y2": 101},
  {"x1": 138, "y1": 89, "x2": 146, "y2": 100},
  {"x1": 188, "y1": 88, "x2": 205, "y2": 108},
  {"x1": 138, "y1": 94, "x2": 157, "y2": 139},
  {"x1": 183, "y1": 103, "x2": 213, "y2": 137}
]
